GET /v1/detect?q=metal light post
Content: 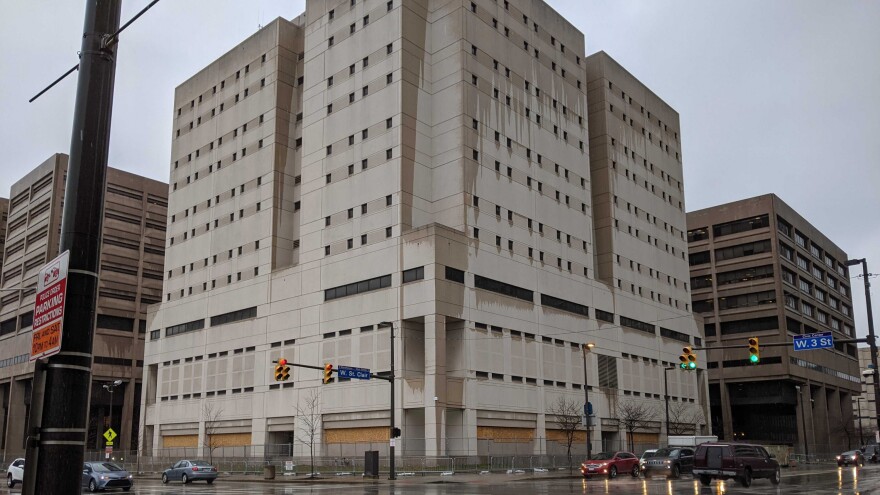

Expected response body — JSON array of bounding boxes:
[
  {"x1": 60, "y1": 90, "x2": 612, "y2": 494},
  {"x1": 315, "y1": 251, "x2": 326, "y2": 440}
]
[
  {"x1": 847, "y1": 258, "x2": 879, "y2": 443},
  {"x1": 663, "y1": 367, "x2": 675, "y2": 441},
  {"x1": 581, "y1": 343, "x2": 595, "y2": 460},
  {"x1": 796, "y1": 385, "x2": 809, "y2": 459},
  {"x1": 380, "y1": 321, "x2": 397, "y2": 480},
  {"x1": 102, "y1": 380, "x2": 123, "y2": 448},
  {"x1": 857, "y1": 396, "x2": 865, "y2": 446}
]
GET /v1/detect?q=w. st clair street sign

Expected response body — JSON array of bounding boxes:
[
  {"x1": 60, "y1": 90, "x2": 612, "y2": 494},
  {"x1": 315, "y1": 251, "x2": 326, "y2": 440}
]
[{"x1": 30, "y1": 251, "x2": 70, "y2": 361}]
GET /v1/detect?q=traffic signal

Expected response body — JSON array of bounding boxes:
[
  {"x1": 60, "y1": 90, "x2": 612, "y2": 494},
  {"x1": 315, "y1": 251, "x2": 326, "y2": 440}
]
[
  {"x1": 390, "y1": 427, "x2": 401, "y2": 438},
  {"x1": 748, "y1": 337, "x2": 760, "y2": 364},
  {"x1": 323, "y1": 363, "x2": 333, "y2": 384},
  {"x1": 679, "y1": 346, "x2": 697, "y2": 371},
  {"x1": 274, "y1": 358, "x2": 290, "y2": 381}
]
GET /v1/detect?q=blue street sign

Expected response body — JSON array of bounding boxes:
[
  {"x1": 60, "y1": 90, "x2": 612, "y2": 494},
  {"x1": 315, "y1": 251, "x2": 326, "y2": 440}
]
[
  {"x1": 793, "y1": 332, "x2": 833, "y2": 351},
  {"x1": 337, "y1": 366, "x2": 371, "y2": 380},
  {"x1": 584, "y1": 402, "x2": 593, "y2": 416}
]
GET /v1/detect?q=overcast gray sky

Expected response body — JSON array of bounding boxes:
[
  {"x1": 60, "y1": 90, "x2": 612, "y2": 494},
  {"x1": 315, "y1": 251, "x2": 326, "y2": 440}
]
[{"x1": 1, "y1": 1, "x2": 878, "y2": 339}]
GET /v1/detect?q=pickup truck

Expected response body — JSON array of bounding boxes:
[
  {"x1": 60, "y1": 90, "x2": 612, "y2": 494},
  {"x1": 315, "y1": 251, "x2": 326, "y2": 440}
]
[{"x1": 693, "y1": 442, "x2": 781, "y2": 487}]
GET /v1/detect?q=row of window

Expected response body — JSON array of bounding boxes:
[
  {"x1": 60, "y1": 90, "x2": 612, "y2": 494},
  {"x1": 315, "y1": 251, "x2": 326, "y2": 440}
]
[
  {"x1": 173, "y1": 137, "x2": 267, "y2": 194},
  {"x1": 778, "y1": 216, "x2": 847, "y2": 277},
  {"x1": 327, "y1": 0, "x2": 395, "y2": 47},
  {"x1": 472, "y1": 194, "x2": 589, "y2": 250},
  {"x1": 473, "y1": 225, "x2": 590, "y2": 277},
  {"x1": 165, "y1": 265, "x2": 261, "y2": 302},
  {"x1": 175, "y1": 74, "x2": 272, "y2": 138},
  {"x1": 608, "y1": 80, "x2": 680, "y2": 142},
  {"x1": 613, "y1": 277, "x2": 691, "y2": 312},
  {"x1": 486, "y1": 0, "x2": 584, "y2": 68},
  {"x1": 475, "y1": 117, "x2": 586, "y2": 188},
  {"x1": 324, "y1": 226, "x2": 394, "y2": 256},
  {"x1": 608, "y1": 103, "x2": 681, "y2": 162},
  {"x1": 780, "y1": 241, "x2": 850, "y2": 298},
  {"x1": 470, "y1": 44, "x2": 584, "y2": 124},
  {"x1": 175, "y1": 51, "x2": 272, "y2": 117},
  {"x1": 157, "y1": 307, "x2": 258, "y2": 339},
  {"x1": 609, "y1": 132, "x2": 683, "y2": 193},
  {"x1": 470, "y1": 76, "x2": 585, "y2": 152},
  {"x1": 168, "y1": 241, "x2": 260, "y2": 284}
]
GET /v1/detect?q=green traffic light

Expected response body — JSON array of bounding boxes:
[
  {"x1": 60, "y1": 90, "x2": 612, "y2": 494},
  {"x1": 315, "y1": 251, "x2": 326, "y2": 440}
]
[
  {"x1": 688, "y1": 362, "x2": 696, "y2": 369},
  {"x1": 679, "y1": 363, "x2": 687, "y2": 370},
  {"x1": 749, "y1": 354, "x2": 759, "y2": 363}
]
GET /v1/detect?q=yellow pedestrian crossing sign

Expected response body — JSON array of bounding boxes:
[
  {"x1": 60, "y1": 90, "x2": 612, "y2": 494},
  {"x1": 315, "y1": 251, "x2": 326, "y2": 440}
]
[{"x1": 103, "y1": 428, "x2": 117, "y2": 443}]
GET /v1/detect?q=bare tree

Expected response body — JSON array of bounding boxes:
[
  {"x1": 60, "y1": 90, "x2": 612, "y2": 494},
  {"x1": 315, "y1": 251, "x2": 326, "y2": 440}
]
[
  {"x1": 201, "y1": 401, "x2": 223, "y2": 465},
  {"x1": 616, "y1": 400, "x2": 657, "y2": 452},
  {"x1": 547, "y1": 396, "x2": 583, "y2": 468},
  {"x1": 296, "y1": 388, "x2": 322, "y2": 478},
  {"x1": 667, "y1": 401, "x2": 704, "y2": 436},
  {"x1": 831, "y1": 415, "x2": 857, "y2": 451}
]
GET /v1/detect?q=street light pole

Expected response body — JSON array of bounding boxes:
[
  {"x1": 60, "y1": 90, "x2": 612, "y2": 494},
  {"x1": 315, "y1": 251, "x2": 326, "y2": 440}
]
[
  {"x1": 796, "y1": 385, "x2": 809, "y2": 459},
  {"x1": 581, "y1": 343, "x2": 595, "y2": 460},
  {"x1": 847, "y1": 258, "x2": 879, "y2": 444},
  {"x1": 858, "y1": 397, "x2": 865, "y2": 446},
  {"x1": 102, "y1": 379, "x2": 123, "y2": 457},
  {"x1": 664, "y1": 367, "x2": 675, "y2": 440},
  {"x1": 380, "y1": 321, "x2": 396, "y2": 480}
]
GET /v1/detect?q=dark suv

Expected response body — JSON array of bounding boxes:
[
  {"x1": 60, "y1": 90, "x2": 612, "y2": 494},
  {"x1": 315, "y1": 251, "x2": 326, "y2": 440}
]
[
  {"x1": 862, "y1": 445, "x2": 880, "y2": 463},
  {"x1": 641, "y1": 447, "x2": 694, "y2": 479},
  {"x1": 693, "y1": 443, "x2": 781, "y2": 487}
]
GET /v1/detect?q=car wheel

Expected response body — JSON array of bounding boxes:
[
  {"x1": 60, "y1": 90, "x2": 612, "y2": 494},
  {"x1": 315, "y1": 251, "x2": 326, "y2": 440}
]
[
  {"x1": 770, "y1": 467, "x2": 781, "y2": 485},
  {"x1": 207, "y1": 479, "x2": 214, "y2": 485},
  {"x1": 608, "y1": 466, "x2": 617, "y2": 479},
  {"x1": 670, "y1": 464, "x2": 680, "y2": 479},
  {"x1": 89, "y1": 479, "x2": 98, "y2": 492},
  {"x1": 699, "y1": 475, "x2": 712, "y2": 486},
  {"x1": 7, "y1": 474, "x2": 14, "y2": 488},
  {"x1": 182, "y1": 473, "x2": 190, "y2": 484},
  {"x1": 739, "y1": 469, "x2": 752, "y2": 488},
  {"x1": 161, "y1": 473, "x2": 168, "y2": 484}
]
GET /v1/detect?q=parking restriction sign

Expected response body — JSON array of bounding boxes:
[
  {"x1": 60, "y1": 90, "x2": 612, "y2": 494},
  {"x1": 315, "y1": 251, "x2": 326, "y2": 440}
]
[{"x1": 30, "y1": 251, "x2": 70, "y2": 361}]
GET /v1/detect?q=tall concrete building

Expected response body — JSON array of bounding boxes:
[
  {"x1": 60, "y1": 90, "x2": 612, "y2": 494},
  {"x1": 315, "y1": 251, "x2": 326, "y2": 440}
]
[
  {"x1": 687, "y1": 194, "x2": 860, "y2": 454},
  {"x1": 0, "y1": 153, "x2": 168, "y2": 457},
  {"x1": 142, "y1": 0, "x2": 704, "y2": 458},
  {"x1": 0, "y1": 198, "x2": 7, "y2": 283}
]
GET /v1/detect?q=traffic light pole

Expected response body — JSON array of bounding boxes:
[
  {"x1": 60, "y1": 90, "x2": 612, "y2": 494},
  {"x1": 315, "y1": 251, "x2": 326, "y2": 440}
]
[
  {"x1": 693, "y1": 338, "x2": 869, "y2": 351},
  {"x1": 848, "y1": 259, "x2": 879, "y2": 444},
  {"x1": 663, "y1": 367, "x2": 675, "y2": 441}
]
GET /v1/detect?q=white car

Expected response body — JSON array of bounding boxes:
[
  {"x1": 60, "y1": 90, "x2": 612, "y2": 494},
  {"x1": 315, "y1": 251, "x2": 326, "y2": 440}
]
[{"x1": 6, "y1": 458, "x2": 24, "y2": 488}]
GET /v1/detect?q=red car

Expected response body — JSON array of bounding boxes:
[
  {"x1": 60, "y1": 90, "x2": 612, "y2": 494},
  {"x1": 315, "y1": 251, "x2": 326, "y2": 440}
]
[{"x1": 581, "y1": 451, "x2": 640, "y2": 479}]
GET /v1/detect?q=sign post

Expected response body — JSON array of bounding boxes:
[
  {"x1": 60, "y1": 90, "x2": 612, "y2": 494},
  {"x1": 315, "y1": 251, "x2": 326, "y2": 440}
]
[{"x1": 30, "y1": 251, "x2": 70, "y2": 361}]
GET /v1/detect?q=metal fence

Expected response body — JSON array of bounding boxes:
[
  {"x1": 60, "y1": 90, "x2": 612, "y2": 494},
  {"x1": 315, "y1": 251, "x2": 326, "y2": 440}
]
[{"x1": 0, "y1": 438, "x2": 841, "y2": 477}]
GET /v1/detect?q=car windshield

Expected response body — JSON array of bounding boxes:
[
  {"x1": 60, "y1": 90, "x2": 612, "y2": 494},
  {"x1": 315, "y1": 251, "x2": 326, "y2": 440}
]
[
  {"x1": 191, "y1": 461, "x2": 213, "y2": 467},
  {"x1": 842, "y1": 451, "x2": 859, "y2": 456},
  {"x1": 92, "y1": 463, "x2": 124, "y2": 472},
  {"x1": 590, "y1": 452, "x2": 614, "y2": 460},
  {"x1": 640, "y1": 450, "x2": 657, "y2": 459},
  {"x1": 653, "y1": 448, "x2": 680, "y2": 457}
]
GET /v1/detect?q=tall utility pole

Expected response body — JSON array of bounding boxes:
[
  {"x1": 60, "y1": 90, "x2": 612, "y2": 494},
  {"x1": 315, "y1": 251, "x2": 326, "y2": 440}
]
[
  {"x1": 380, "y1": 321, "x2": 397, "y2": 480},
  {"x1": 581, "y1": 343, "x2": 594, "y2": 460},
  {"x1": 663, "y1": 367, "x2": 675, "y2": 439},
  {"x1": 24, "y1": 1, "x2": 121, "y2": 493},
  {"x1": 796, "y1": 385, "x2": 809, "y2": 459},
  {"x1": 847, "y1": 258, "x2": 879, "y2": 442}
]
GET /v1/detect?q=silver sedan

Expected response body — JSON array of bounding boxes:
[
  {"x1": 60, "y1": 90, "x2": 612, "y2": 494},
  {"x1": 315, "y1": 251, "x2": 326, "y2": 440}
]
[{"x1": 161, "y1": 460, "x2": 218, "y2": 484}]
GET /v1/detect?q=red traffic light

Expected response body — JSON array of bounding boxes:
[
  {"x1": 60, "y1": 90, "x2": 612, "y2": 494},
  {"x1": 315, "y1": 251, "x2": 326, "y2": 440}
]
[{"x1": 278, "y1": 358, "x2": 287, "y2": 366}]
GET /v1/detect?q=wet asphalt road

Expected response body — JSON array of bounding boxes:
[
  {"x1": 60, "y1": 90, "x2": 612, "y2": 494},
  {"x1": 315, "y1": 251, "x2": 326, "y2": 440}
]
[{"x1": 3, "y1": 465, "x2": 878, "y2": 494}]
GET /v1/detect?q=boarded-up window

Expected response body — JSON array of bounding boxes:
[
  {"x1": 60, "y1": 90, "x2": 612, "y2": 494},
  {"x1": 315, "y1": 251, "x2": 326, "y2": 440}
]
[{"x1": 597, "y1": 354, "x2": 618, "y2": 389}]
